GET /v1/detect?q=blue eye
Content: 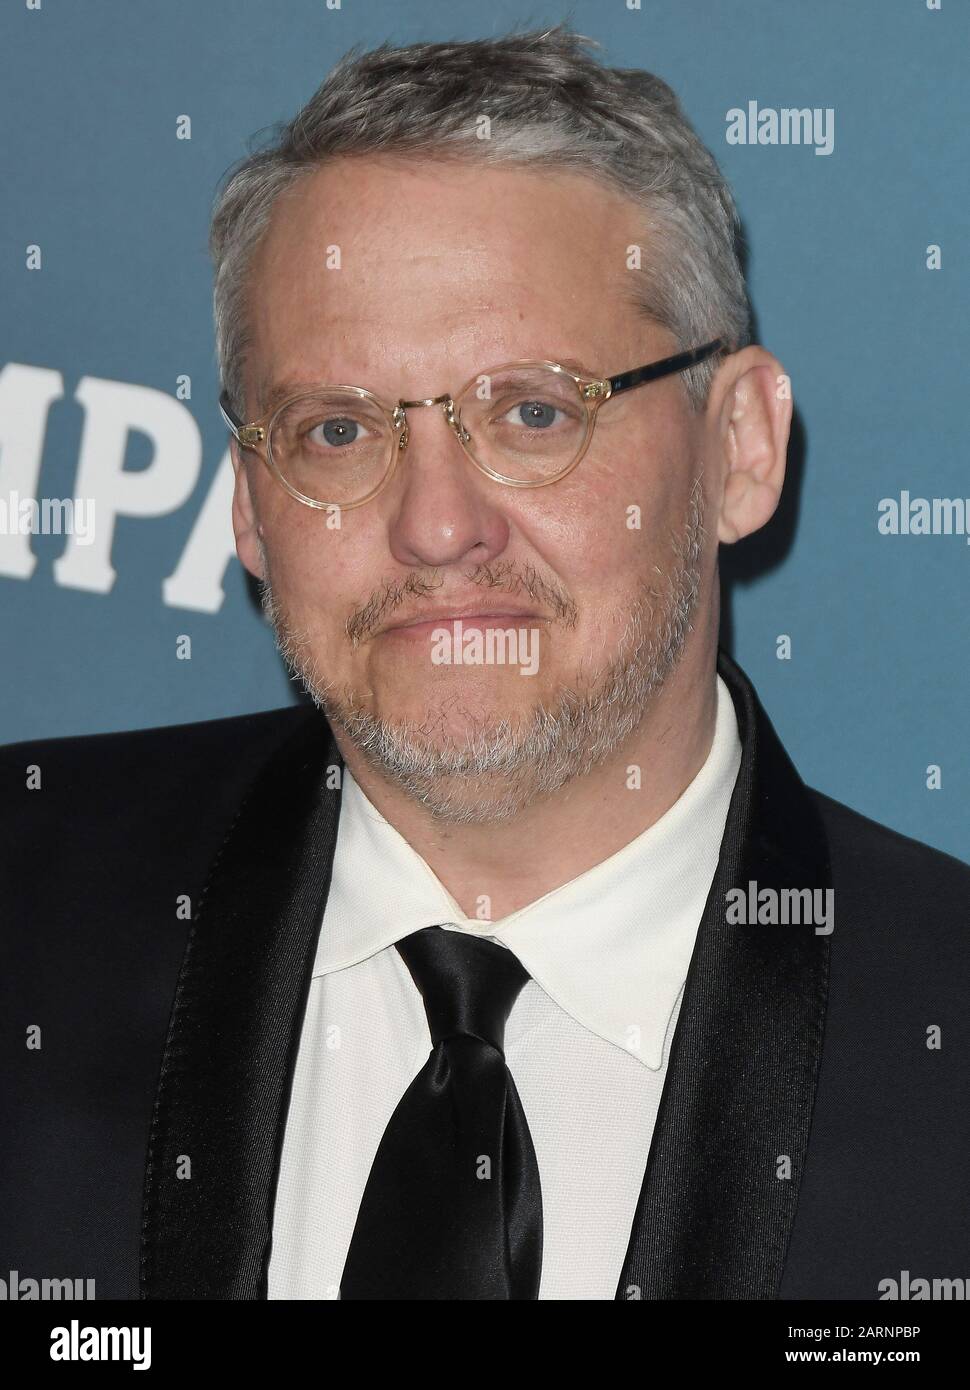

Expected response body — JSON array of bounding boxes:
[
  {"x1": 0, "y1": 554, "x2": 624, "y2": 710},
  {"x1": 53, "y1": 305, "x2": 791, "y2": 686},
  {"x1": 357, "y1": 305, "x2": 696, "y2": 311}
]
[
  {"x1": 509, "y1": 400, "x2": 561, "y2": 430},
  {"x1": 311, "y1": 417, "x2": 374, "y2": 448}
]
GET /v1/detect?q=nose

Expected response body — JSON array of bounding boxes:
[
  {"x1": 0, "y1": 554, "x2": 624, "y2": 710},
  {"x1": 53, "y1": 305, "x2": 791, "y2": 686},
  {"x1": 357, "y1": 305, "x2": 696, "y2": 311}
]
[{"x1": 384, "y1": 400, "x2": 511, "y2": 571}]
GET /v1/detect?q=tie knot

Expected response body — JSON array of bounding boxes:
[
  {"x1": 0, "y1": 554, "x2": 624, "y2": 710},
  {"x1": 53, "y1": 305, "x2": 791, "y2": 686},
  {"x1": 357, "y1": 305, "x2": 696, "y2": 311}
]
[{"x1": 396, "y1": 925, "x2": 530, "y2": 1054}]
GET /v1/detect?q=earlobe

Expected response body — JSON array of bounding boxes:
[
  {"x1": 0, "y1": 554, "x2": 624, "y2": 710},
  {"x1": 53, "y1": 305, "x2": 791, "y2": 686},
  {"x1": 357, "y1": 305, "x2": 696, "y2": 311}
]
[{"x1": 715, "y1": 350, "x2": 792, "y2": 545}]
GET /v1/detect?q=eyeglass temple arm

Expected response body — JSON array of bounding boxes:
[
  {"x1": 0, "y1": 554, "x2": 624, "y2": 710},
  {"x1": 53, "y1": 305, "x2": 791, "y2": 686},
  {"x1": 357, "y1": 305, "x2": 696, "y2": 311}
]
[
  {"x1": 607, "y1": 338, "x2": 726, "y2": 397},
  {"x1": 219, "y1": 391, "x2": 244, "y2": 437}
]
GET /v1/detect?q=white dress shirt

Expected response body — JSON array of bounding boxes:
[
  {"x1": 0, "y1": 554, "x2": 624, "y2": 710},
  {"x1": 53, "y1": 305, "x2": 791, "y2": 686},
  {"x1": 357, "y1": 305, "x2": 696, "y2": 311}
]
[{"x1": 268, "y1": 673, "x2": 742, "y2": 1300}]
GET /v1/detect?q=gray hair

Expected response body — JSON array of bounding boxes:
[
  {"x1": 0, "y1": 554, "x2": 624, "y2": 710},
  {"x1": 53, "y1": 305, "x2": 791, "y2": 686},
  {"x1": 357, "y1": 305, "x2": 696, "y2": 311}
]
[{"x1": 209, "y1": 24, "x2": 750, "y2": 419}]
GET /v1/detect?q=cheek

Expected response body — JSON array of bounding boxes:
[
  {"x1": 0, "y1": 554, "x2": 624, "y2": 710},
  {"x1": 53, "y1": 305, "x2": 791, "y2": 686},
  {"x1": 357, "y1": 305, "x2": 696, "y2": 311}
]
[
  {"x1": 513, "y1": 437, "x2": 688, "y2": 593},
  {"x1": 259, "y1": 508, "x2": 370, "y2": 634}
]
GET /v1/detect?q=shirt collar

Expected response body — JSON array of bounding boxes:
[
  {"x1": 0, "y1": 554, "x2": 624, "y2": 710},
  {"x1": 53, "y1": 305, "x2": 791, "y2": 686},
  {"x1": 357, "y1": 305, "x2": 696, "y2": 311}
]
[{"x1": 313, "y1": 673, "x2": 741, "y2": 1070}]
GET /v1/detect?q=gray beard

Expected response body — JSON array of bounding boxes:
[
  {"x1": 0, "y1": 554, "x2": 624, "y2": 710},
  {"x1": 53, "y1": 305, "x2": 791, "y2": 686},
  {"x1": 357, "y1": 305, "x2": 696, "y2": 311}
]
[{"x1": 258, "y1": 473, "x2": 705, "y2": 825}]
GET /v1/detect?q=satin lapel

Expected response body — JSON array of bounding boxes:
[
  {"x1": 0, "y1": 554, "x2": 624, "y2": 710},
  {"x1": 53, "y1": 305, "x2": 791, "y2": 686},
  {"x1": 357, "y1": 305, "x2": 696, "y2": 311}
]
[
  {"x1": 616, "y1": 648, "x2": 831, "y2": 1299},
  {"x1": 140, "y1": 711, "x2": 344, "y2": 1299}
]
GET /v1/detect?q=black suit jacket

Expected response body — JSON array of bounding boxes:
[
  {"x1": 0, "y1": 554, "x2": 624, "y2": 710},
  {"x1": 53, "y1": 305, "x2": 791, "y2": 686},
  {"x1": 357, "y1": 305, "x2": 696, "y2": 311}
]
[{"x1": 2, "y1": 648, "x2": 968, "y2": 1300}]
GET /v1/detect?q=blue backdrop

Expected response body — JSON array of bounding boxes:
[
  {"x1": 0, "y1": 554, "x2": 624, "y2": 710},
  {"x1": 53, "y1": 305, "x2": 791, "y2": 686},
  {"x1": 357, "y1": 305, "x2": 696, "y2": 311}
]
[{"x1": 2, "y1": 0, "x2": 967, "y2": 862}]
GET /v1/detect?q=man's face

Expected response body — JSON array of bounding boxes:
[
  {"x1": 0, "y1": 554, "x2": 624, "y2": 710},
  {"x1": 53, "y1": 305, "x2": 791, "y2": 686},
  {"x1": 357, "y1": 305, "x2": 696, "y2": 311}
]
[{"x1": 234, "y1": 155, "x2": 716, "y2": 821}]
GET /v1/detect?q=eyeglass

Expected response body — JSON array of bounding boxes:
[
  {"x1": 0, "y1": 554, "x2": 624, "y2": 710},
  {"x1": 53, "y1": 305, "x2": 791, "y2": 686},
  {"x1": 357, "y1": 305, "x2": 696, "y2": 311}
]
[{"x1": 218, "y1": 338, "x2": 725, "y2": 511}]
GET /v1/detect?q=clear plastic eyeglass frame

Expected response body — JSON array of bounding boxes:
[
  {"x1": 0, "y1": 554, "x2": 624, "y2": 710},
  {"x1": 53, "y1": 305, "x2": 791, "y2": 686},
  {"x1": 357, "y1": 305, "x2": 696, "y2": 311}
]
[{"x1": 218, "y1": 337, "x2": 726, "y2": 512}]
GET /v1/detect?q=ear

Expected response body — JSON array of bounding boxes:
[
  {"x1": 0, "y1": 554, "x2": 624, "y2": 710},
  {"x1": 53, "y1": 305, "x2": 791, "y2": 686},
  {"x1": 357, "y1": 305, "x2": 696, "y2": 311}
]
[
  {"x1": 230, "y1": 438, "x2": 265, "y2": 580},
  {"x1": 710, "y1": 347, "x2": 792, "y2": 544}
]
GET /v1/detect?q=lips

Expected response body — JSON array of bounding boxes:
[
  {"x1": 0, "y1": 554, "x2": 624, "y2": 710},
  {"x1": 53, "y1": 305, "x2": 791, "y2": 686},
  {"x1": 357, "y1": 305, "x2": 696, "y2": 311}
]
[{"x1": 384, "y1": 609, "x2": 542, "y2": 633}]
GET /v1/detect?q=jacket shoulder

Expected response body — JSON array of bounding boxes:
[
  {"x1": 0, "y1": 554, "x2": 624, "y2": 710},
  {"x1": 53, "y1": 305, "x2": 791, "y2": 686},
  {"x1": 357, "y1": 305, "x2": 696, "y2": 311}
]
[
  {"x1": 0, "y1": 702, "x2": 325, "y2": 1298},
  {"x1": 809, "y1": 786, "x2": 970, "y2": 953},
  {"x1": 783, "y1": 788, "x2": 970, "y2": 1298},
  {"x1": 0, "y1": 703, "x2": 319, "y2": 795},
  {"x1": 810, "y1": 786, "x2": 970, "y2": 890}
]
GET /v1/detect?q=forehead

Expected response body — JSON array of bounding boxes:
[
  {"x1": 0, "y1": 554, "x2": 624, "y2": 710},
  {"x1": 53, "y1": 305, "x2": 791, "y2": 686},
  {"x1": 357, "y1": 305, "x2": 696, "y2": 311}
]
[{"x1": 245, "y1": 155, "x2": 652, "y2": 406}]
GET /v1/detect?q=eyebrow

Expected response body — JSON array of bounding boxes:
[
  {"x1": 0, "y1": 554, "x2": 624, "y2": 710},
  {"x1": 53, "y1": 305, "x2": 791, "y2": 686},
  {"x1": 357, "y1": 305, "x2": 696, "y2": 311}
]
[{"x1": 257, "y1": 378, "x2": 325, "y2": 418}]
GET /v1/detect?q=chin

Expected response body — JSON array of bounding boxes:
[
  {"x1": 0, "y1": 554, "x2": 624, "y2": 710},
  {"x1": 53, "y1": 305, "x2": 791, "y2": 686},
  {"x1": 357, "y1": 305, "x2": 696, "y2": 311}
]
[{"x1": 370, "y1": 687, "x2": 542, "y2": 746}]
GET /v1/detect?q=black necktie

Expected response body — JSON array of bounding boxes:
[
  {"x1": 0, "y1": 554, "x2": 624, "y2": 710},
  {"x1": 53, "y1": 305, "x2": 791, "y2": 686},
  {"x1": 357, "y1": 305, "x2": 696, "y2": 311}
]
[{"x1": 339, "y1": 925, "x2": 543, "y2": 1300}]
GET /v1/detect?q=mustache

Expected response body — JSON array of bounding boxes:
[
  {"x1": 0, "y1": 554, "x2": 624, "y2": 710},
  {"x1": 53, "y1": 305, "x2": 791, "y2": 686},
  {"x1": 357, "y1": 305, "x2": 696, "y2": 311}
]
[{"x1": 345, "y1": 562, "x2": 579, "y2": 647}]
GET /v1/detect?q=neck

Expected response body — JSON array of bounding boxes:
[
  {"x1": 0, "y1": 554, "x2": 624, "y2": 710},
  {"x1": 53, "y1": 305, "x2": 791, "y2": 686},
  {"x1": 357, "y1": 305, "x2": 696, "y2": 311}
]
[{"x1": 334, "y1": 638, "x2": 720, "y2": 922}]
